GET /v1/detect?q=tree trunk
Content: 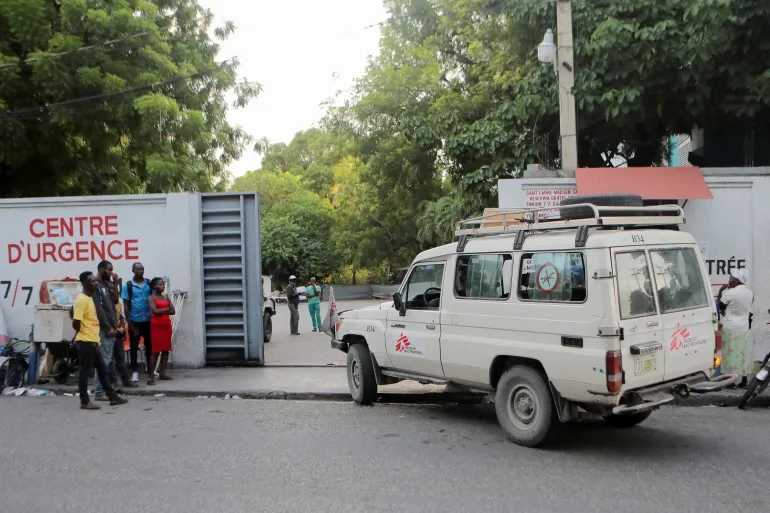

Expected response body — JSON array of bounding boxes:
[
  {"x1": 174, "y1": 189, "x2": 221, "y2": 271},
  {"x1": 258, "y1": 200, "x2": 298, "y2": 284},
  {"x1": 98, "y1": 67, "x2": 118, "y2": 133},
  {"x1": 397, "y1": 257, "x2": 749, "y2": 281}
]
[{"x1": 352, "y1": 268, "x2": 357, "y2": 286}]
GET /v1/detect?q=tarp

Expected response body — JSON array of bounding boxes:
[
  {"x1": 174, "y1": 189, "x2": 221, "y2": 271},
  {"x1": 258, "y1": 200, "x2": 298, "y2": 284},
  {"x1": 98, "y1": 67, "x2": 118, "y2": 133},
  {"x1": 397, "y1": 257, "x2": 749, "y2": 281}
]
[
  {"x1": 575, "y1": 167, "x2": 713, "y2": 200},
  {"x1": 321, "y1": 287, "x2": 338, "y2": 337}
]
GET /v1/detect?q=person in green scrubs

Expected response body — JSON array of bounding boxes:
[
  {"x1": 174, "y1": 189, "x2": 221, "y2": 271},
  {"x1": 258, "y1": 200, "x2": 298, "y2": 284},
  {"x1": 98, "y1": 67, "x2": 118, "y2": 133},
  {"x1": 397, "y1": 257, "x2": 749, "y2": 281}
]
[{"x1": 306, "y1": 277, "x2": 323, "y2": 332}]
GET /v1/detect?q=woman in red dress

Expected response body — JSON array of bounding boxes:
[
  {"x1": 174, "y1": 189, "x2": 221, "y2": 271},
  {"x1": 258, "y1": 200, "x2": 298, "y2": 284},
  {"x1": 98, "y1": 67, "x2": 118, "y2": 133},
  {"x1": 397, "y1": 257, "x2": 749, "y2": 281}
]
[{"x1": 147, "y1": 277, "x2": 175, "y2": 385}]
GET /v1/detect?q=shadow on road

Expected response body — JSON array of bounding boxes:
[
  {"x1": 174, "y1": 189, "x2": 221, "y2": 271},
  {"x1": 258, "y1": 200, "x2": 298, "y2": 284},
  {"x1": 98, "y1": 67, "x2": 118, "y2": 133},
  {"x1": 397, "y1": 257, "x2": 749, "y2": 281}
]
[{"x1": 402, "y1": 402, "x2": 711, "y2": 458}]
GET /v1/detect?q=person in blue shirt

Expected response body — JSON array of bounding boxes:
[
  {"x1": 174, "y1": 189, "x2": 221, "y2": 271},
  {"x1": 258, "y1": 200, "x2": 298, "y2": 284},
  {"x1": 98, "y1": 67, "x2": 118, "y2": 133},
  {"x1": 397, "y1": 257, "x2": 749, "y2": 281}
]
[{"x1": 121, "y1": 262, "x2": 153, "y2": 383}]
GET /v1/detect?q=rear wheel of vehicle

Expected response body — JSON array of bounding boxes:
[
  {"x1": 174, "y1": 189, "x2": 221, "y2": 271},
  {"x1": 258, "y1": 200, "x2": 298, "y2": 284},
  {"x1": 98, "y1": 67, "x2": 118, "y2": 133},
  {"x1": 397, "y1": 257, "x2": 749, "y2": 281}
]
[
  {"x1": 559, "y1": 194, "x2": 644, "y2": 220},
  {"x1": 494, "y1": 366, "x2": 557, "y2": 447},
  {"x1": 263, "y1": 312, "x2": 273, "y2": 343},
  {"x1": 347, "y1": 343, "x2": 377, "y2": 405},
  {"x1": 52, "y1": 359, "x2": 69, "y2": 385},
  {"x1": 603, "y1": 411, "x2": 651, "y2": 428},
  {"x1": 738, "y1": 375, "x2": 769, "y2": 410}
]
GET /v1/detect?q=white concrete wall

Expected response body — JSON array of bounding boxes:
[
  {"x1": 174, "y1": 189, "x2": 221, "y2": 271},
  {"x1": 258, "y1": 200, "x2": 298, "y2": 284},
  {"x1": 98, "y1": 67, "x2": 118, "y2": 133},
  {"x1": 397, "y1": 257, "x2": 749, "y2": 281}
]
[
  {"x1": 0, "y1": 193, "x2": 205, "y2": 368},
  {"x1": 498, "y1": 167, "x2": 770, "y2": 360}
]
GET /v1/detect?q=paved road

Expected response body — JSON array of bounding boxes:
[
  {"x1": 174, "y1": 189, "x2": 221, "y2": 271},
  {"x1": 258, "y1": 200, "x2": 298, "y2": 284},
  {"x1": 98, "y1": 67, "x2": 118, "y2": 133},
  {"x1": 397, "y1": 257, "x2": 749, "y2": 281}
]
[
  {"x1": 264, "y1": 299, "x2": 383, "y2": 365},
  {"x1": 3, "y1": 397, "x2": 769, "y2": 512}
]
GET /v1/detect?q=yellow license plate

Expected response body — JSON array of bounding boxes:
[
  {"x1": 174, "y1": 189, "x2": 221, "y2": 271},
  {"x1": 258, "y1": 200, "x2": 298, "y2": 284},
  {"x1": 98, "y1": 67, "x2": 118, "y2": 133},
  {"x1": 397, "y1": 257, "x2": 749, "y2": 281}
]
[{"x1": 634, "y1": 356, "x2": 657, "y2": 376}]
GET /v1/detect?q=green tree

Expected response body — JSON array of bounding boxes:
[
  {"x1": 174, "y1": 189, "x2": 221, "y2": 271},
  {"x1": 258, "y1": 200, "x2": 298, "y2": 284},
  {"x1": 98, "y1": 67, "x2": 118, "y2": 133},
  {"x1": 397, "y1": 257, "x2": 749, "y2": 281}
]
[
  {"x1": 232, "y1": 167, "x2": 337, "y2": 279},
  {"x1": 259, "y1": 189, "x2": 336, "y2": 280},
  {"x1": 0, "y1": 0, "x2": 259, "y2": 197},
  {"x1": 415, "y1": 195, "x2": 467, "y2": 247},
  {"x1": 231, "y1": 168, "x2": 303, "y2": 212},
  {"x1": 345, "y1": 0, "x2": 770, "y2": 206}
]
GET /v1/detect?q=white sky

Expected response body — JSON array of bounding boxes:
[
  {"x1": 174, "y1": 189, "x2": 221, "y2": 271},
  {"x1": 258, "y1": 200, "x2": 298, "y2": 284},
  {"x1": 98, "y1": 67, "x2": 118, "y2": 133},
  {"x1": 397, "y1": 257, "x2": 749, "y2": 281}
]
[{"x1": 199, "y1": 0, "x2": 387, "y2": 177}]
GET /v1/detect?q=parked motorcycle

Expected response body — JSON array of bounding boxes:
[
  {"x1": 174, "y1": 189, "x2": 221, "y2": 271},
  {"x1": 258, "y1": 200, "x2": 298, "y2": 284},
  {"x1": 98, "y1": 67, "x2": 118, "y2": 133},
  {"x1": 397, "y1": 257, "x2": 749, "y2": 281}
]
[{"x1": 739, "y1": 351, "x2": 770, "y2": 410}]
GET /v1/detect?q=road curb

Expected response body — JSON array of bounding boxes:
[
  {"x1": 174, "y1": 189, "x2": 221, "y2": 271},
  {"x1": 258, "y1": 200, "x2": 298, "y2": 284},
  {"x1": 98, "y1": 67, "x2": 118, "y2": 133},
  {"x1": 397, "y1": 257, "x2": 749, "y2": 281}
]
[
  {"x1": 42, "y1": 385, "x2": 487, "y2": 404},
  {"x1": 41, "y1": 383, "x2": 769, "y2": 408}
]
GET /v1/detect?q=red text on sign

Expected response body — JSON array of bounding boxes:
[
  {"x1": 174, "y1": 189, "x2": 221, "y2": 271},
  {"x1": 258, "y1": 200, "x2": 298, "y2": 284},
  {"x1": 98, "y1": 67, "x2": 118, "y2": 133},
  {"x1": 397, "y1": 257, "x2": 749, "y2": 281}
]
[{"x1": 6, "y1": 215, "x2": 140, "y2": 264}]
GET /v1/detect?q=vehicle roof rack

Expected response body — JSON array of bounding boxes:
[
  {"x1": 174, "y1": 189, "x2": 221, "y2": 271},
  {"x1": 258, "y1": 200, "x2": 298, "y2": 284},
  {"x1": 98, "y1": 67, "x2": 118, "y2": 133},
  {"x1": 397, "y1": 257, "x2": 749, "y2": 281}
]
[{"x1": 455, "y1": 203, "x2": 684, "y2": 249}]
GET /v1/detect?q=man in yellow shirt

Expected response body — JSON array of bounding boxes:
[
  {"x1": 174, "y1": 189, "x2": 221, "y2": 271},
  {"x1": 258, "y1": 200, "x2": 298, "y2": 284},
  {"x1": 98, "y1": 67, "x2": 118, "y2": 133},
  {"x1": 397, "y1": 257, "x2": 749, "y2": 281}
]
[{"x1": 73, "y1": 271, "x2": 127, "y2": 410}]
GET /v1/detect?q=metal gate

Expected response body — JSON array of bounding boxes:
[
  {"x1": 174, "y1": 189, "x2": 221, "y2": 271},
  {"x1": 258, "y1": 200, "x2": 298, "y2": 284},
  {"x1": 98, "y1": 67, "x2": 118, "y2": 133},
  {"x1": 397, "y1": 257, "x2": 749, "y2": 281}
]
[{"x1": 199, "y1": 193, "x2": 263, "y2": 364}]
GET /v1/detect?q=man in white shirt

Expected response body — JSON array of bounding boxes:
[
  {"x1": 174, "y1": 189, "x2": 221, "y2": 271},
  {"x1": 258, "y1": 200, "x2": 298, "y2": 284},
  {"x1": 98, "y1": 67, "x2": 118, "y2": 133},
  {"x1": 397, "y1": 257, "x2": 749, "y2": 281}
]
[{"x1": 718, "y1": 269, "x2": 754, "y2": 387}]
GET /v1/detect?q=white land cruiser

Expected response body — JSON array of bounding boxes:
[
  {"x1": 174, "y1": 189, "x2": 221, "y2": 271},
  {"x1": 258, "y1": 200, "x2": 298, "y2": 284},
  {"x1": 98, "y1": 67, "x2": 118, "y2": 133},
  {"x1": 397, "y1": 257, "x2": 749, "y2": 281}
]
[{"x1": 331, "y1": 196, "x2": 738, "y2": 447}]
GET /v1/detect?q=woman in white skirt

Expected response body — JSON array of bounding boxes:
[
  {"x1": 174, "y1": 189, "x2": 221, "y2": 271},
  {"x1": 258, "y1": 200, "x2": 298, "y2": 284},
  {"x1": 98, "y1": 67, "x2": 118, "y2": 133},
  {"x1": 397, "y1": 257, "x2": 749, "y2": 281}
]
[{"x1": 718, "y1": 269, "x2": 754, "y2": 388}]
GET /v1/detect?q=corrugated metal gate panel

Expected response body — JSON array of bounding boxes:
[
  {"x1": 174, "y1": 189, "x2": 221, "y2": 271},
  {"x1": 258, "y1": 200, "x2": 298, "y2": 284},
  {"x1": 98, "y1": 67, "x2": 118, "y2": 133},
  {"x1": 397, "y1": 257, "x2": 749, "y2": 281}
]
[{"x1": 200, "y1": 193, "x2": 263, "y2": 364}]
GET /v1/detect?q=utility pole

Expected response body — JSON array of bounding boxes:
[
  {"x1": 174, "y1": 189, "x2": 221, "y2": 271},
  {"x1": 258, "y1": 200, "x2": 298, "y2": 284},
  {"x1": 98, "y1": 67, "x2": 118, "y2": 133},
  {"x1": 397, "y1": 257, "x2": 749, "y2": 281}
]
[{"x1": 556, "y1": 0, "x2": 578, "y2": 173}]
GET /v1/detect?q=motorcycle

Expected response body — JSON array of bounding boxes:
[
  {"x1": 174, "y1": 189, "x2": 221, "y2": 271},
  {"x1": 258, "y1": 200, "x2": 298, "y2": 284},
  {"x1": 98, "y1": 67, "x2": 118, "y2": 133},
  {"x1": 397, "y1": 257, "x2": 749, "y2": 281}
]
[{"x1": 739, "y1": 350, "x2": 770, "y2": 410}]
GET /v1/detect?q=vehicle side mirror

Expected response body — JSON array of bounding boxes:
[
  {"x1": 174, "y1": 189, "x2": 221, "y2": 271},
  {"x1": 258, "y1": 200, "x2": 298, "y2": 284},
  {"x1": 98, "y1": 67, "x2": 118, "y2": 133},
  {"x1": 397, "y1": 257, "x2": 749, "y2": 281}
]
[{"x1": 393, "y1": 292, "x2": 406, "y2": 316}]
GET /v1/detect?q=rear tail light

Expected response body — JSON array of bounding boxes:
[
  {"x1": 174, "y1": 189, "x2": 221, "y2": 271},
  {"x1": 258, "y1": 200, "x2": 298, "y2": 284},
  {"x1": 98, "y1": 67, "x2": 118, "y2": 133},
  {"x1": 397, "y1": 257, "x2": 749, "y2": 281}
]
[
  {"x1": 714, "y1": 330, "x2": 723, "y2": 368},
  {"x1": 606, "y1": 350, "x2": 623, "y2": 393}
]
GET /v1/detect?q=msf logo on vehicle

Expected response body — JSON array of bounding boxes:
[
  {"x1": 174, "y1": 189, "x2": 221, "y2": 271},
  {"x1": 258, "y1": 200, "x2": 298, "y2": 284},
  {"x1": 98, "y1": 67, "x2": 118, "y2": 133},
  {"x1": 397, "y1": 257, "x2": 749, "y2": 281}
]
[
  {"x1": 395, "y1": 333, "x2": 424, "y2": 356},
  {"x1": 669, "y1": 324, "x2": 707, "y2": 351}
]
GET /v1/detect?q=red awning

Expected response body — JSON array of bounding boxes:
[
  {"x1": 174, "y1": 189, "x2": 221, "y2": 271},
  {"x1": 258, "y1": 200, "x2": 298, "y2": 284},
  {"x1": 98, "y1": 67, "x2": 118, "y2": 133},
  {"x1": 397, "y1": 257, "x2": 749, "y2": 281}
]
[{"x1": 575, "y1": 167, "x2": 713, "y2": 200}]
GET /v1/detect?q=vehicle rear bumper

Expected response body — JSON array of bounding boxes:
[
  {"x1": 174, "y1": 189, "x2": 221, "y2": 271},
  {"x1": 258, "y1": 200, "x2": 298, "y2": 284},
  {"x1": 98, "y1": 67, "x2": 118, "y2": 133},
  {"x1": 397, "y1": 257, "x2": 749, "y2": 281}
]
[{"x1": 612, "y1": 372, "x2": 739, "y2": 415}]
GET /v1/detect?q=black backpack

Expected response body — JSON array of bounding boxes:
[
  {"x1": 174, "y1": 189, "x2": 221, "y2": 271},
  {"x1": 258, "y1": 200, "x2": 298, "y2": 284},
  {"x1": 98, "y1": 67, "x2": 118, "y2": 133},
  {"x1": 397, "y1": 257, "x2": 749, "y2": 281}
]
[{"x1": 125, "y1": 278, "x2": 150, "y2": 301}]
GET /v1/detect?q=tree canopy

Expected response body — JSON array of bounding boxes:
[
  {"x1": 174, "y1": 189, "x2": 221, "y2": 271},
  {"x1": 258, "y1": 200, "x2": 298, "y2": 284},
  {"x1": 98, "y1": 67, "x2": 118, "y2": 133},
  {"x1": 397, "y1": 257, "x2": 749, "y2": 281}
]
[
  {"x1": 0, "y1": 0, "x2": 259, "y2": 197},
  {"x1": 234, "y1": 0, "x2": 770, "y2": 281},
  {"x1": 3, "y1": 0, "x2": 765, "y2": 281}
]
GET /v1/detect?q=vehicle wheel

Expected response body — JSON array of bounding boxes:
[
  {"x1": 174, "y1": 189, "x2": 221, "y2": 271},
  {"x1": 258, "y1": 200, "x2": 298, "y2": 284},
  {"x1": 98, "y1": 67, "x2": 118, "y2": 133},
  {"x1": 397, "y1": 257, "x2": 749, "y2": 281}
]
[
  {"x1": 263, "y1": 312, "x2": 273, "y2": 343},
  {"x1": 603, "y1": 411, "x2": 651, "y2": 428},
  {"x1": 559, "y1": 194, "x2": 643, "y2": 220},
  {"x1": 52, "y1": 359, "x2": 69, "y2": 385},
  {"x1": 347, "y1": 343, "x2": 377, "y2": 405},
  {"x1": 494, "y1": 366, "x2": 557, "y2": 447},
  {"x1": 738, "y1": 375, "x2": 769, "y2": 410}
]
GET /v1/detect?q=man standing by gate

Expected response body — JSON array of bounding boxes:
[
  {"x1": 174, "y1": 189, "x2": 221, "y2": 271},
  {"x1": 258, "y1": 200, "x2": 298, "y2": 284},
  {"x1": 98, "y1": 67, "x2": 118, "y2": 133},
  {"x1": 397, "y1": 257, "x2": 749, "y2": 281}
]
[
  {"x1": 306, "y1": 277, "x2": 323, "y2": 332},
  {"x1": 286, "y1": 275, "x2": 301, "y2": 336}
]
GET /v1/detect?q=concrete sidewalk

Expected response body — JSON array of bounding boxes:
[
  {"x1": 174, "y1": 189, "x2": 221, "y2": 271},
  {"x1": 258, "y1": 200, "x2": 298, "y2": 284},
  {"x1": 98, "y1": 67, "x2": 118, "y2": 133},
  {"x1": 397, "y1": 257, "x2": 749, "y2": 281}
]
[
  {"x1": 37, "y1": 365, "x2": 770, "y2": 409},
  {"x1": 41, "y1": 366, "x2": 484, "y2": 404}
]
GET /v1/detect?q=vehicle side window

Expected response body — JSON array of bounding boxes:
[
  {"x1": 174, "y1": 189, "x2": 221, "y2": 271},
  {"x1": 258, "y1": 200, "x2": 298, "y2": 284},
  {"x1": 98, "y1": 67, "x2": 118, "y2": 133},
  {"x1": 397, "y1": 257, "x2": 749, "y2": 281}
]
[
  {"x1": 455, "y1": 254, "x2": 513, "y2": 300},
  {"x1": 518, "y1": 252, "x2": 586, "y2": 302},
  {"x1": 404, "y1": 263, "x2": 444, "y2": 311},
  {"x1": 616, "y1": 251, "x2": 657, "y2": 319},
  {"x1": 649, "y1": 248, "x2": 710, "y2": 313}
]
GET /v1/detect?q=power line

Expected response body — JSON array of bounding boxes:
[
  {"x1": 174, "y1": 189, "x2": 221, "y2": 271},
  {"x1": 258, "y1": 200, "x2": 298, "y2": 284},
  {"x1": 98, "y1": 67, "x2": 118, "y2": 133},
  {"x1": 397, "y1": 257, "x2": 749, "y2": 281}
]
[
  {"x1": 0, "y1": 60, "x2": 235, "y2": 121},
  {"x1": 0, "y1": 31, "x2": 159, "y2": 70}
]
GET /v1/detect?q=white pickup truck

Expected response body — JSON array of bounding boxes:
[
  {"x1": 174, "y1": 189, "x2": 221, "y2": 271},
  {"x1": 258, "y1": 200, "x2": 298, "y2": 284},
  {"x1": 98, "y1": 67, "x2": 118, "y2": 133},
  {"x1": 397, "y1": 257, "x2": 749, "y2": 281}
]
[{"x1": 331, "y1": 196, "x2": 737, "y2": 447}]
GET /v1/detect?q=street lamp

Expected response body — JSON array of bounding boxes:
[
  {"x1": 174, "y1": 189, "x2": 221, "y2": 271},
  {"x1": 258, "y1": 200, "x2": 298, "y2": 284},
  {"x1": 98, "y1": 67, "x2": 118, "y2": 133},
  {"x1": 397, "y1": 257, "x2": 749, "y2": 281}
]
[
  {"x1": 535, "y1": 0, "x2": 578, "y2": 173},
  {"x1": 537, "y1": 28, "x2": 557, "y2": 75}
]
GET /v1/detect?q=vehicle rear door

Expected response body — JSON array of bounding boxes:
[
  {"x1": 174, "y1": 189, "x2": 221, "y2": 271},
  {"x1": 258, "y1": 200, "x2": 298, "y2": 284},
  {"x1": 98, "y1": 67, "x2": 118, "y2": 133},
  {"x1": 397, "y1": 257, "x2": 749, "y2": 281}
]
[
  {"x1": 612, "y1": 248, "x2": 666, "y2": 388},
  {"x1": 647, "y1": 246, "x2": 716, "y2": 380}
]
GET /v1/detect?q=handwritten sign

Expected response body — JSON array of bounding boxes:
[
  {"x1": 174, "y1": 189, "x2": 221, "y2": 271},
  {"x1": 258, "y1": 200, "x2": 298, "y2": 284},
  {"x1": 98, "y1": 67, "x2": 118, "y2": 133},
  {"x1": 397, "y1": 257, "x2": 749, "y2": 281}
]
[{"x1": 524, "y1": 187, "x2": 577, "y2": 219}]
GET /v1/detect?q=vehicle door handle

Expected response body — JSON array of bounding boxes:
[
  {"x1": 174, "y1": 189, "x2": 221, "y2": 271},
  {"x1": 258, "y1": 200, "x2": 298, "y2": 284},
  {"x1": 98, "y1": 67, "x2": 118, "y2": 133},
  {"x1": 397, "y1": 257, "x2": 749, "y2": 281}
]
[
  {"x1": 646, "y1": 321, "x2": 659, "y2": 328},
  {"x1": 426, "y1": 325, "x2": 436, "y2": 330},
  {"x1": 391, "y1": 323, "x2": 405, "y2": 328}
]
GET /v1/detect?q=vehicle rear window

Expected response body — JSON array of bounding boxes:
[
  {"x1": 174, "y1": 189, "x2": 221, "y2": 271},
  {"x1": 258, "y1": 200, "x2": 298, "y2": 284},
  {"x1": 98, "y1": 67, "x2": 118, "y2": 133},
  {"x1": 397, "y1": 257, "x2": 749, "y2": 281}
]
[
  {"x1": 518, "y1": 252, "x2": 586, "y2": 303},
  {"x1": 649, "y1": 248, "x2": 710, "y2": 313},
  {"x1": 455, "y1": 254, "x2": 513, "y2": 300},
  {"x1": 615, "y1": 251, "x2": 656, "y2": 319}
]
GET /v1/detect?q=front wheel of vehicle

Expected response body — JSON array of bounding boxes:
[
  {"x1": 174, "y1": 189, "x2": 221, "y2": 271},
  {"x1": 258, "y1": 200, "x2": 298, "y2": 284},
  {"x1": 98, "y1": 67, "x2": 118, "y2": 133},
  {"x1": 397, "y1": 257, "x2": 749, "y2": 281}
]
[
  {"x1": 603, "y1": 411, "x2": 651, "y2": 428},
  {"x1": 495, "y1": 366, "x2": 557, "y2": 447},
  {"x1": 347, "y1": 343, "x2": 377, "y2": 405}
]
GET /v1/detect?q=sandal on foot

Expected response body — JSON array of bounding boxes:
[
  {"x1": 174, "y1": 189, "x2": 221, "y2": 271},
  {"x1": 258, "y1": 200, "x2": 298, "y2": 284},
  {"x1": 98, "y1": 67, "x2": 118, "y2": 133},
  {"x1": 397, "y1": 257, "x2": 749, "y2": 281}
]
[{"x1": 158, "y1": 375, "x2": 174, "y2": 381}]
